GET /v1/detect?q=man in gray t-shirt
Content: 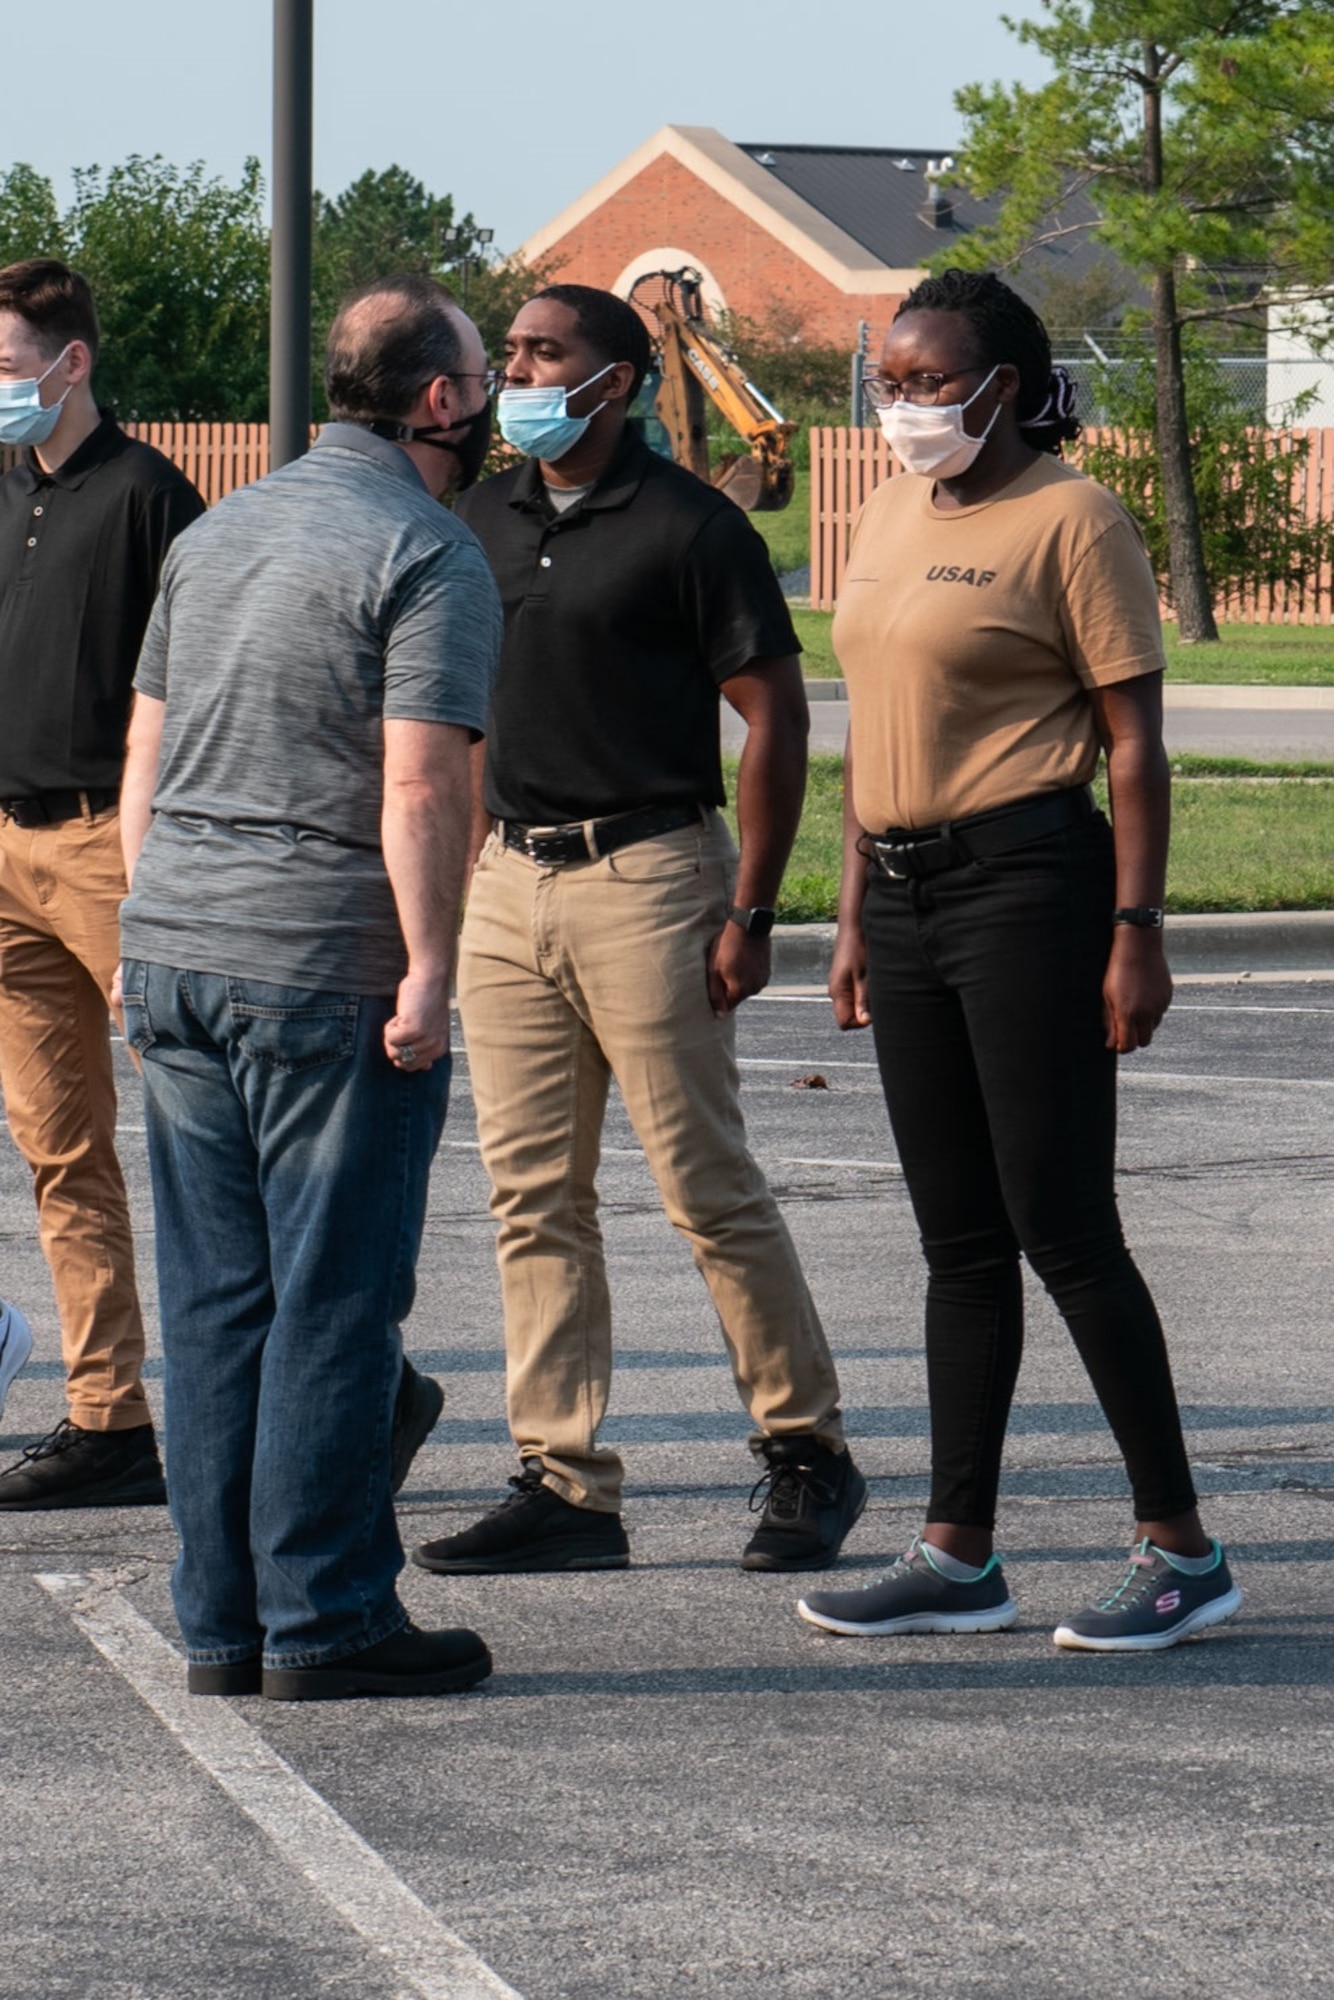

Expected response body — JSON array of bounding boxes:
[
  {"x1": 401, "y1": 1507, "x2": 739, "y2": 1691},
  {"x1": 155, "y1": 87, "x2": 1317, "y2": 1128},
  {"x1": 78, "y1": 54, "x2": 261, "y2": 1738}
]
[{"x1": 117, "y1": 276, "x2": 502, "y2": 1701}]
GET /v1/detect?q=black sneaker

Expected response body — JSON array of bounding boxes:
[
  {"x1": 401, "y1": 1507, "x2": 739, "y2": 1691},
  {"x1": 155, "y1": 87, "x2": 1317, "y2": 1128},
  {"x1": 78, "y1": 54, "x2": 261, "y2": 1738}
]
[
  {"x1": 1053, "y1": 1538, "x2": 1243, "y2": 1652},
  {"x1": 188, "y1": 1658, "x2": 263, "y2": 1697},
  {"x1": 390, "y1": 1357, "x2": 445, "y2": 1494},
  {"x1": 411, "y1": 1462, "x2": 630, "y2": 1574},
  {"x1": 263, "y1": 1621, "x2": 492, "y2": 1701},
  {"x1": 0, "y1": 1418, "x2": 167, "y2": 1511},
  {"x1": 741, "y1": 1436, "x2": 868, "y2": 1572},
  {"x1": 798, "y1": 1536, "x2": 1018, "y2": 1635}
]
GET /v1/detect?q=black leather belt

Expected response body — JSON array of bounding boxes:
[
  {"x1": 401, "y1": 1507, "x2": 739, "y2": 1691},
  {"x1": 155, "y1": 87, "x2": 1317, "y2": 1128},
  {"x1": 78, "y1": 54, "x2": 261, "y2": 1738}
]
[
  {"x1": 0, "y1": 787, "x2": 120, "y2": 829},
  {"x1": 869, "y1": 786, "x2": 1093, "y2": 881},
  {"x1": 500, "y1": 800, "x2": 701, "y2": 867}
]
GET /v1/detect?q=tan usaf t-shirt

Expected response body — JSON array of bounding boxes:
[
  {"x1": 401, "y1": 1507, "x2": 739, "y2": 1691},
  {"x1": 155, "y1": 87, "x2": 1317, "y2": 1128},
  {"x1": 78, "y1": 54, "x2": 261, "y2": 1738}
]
[{"x1": 832, "y1": 454, "x2": 1166, "y2": 831}]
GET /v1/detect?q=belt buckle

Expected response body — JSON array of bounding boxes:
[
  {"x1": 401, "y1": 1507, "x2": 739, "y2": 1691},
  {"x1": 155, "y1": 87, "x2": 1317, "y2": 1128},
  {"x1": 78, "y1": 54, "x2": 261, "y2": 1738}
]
[
  {"x1": 873, "y1": 839, "x2": 918, "y2": 881},
  {"x1": 522, "y1": 824, "x2": 573, "y2": 866},
  {"x1": 3, "y1": 799, "x2": 41, "y2": 829}
]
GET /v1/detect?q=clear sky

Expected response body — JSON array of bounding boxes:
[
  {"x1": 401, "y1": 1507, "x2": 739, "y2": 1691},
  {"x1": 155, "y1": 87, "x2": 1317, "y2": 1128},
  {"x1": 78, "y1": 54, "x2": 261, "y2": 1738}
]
[{"x1": 5, "y1": 0, "x2": 1051, "y2": 252}]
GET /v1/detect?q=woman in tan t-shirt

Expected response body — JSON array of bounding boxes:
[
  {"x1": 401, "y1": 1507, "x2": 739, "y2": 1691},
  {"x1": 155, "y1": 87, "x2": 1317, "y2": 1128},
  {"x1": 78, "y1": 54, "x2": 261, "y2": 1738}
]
[{"x1": 797, "y1": 270, "x2": 1240, "y2": 1654}]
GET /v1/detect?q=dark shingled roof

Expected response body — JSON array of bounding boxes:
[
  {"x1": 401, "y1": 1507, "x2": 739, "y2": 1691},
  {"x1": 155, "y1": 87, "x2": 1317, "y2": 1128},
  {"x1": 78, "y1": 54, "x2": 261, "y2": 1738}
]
[{"x1": 736, "y1": 143, "x2": 1114, "y2": 291}]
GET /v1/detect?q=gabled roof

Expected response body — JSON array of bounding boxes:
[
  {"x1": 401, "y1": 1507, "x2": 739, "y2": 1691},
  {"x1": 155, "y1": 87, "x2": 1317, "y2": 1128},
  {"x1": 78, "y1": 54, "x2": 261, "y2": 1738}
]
[
  {"x1": 519, "y1": 126, "x2": 1112, "y2": 298},
  {"x1": 518, "y1": 126, "x2": 921, "y2": 296}
]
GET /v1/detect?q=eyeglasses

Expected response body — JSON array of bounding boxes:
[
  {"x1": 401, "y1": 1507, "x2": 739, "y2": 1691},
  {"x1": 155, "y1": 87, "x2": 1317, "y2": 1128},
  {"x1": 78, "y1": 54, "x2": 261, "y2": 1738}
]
[
  {"x1": 862, "y1": 365, "x2": 990, "y2": 411},
  {"x1": 449, "y1": 367, "x2": 508, "y2": 396}
]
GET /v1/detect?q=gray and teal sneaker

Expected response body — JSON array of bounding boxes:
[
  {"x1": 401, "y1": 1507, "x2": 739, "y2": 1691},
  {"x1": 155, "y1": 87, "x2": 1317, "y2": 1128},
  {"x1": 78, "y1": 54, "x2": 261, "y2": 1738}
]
[
  {"x1": 797, "y1": 1536, "x2": 1018, "y2": 1636},
  {"x1": 1053, "y1": 1538, "x2": 1242, "y2": 1653}
]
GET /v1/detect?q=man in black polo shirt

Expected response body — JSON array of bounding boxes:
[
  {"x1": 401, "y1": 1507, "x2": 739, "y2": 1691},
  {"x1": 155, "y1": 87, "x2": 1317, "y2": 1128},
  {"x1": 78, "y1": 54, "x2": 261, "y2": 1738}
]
[
  {"x1": 0, "y1": 259, "x2": 203, "y2": 1508},
  {"x1": 414, "y1": 284, "x2": 864, "y2": 1577}
]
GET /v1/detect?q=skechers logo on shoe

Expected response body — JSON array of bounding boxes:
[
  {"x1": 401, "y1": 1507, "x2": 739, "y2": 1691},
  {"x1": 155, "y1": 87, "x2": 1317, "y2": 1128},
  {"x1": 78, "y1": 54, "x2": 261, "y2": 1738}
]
[
  {"x1": 1156, "y1": 1589, "x2": 1182, "y2": 1615},
  {"x1": 926, "y1": 566, "x2": 997, "y2": 587}
]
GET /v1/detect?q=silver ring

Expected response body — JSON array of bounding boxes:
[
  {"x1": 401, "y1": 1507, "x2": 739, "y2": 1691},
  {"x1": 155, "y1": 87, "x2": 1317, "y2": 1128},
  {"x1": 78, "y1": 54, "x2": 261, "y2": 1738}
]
[{"x1": 398, "y1": 1044, "x2": 418, "y2": 1067}]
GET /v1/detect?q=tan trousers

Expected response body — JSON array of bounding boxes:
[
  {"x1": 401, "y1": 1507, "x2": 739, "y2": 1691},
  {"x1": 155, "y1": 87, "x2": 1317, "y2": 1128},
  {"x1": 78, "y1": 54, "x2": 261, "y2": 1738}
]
[
  {"x1": 0, "y1": 805, "x2": 148, "y2": 1430},
  {"x1": 457, "y1": 811, "x2": 844, "y2": 1510}
]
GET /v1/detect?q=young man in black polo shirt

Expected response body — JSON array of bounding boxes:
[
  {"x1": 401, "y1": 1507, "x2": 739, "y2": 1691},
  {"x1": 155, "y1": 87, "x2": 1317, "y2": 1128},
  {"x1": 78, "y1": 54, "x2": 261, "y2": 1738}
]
[
  {"x1": 0, "y1": 259, "x2": 204, "y2": 1508},
  {"x1": 414, "y1": 284, "x2": 864, "y2": 1577}
]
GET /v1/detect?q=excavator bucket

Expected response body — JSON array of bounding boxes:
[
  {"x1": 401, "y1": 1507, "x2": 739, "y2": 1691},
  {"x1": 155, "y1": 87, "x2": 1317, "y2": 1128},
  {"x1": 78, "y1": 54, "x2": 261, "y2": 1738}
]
[{"x1": 713, "y1": 454, "x2": 794, "y2": 513}]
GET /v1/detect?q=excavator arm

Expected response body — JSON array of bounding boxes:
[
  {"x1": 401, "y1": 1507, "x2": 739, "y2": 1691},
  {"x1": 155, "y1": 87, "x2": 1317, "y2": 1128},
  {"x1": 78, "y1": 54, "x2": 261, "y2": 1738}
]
[{"x1": 627, "y1": 268, "x2": 795, "y2": 512}]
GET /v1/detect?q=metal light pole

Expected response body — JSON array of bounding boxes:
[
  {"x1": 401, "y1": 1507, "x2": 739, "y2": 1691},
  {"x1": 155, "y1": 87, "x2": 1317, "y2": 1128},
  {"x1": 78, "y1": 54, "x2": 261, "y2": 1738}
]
[
  {"x1": 270, "y1": 0, "x2": 313, "y2": 469},
  {"x1": 850, "y1": 319, "x2": 869, "y2": 430}
]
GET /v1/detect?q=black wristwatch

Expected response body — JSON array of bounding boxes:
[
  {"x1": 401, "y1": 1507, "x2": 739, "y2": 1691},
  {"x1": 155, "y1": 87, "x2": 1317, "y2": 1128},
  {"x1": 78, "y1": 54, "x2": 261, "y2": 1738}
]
[
  {"x1": 727, "y1": 904, "x2": 777, "y2": 939},
  {"x1": 1112, "y1": 906, "x2": 1165, "y2": 929}
]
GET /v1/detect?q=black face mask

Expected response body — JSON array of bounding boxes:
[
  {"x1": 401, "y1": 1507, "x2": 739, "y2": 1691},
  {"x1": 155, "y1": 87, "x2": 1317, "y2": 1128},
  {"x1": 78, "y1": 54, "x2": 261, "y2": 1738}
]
[{"x1": 365, "y1": 397, "x2": 494, "y2": 490}]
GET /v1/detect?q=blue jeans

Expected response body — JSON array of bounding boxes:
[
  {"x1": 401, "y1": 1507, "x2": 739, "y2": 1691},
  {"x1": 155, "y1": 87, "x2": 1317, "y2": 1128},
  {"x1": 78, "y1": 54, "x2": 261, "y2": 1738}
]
[{"x1": 121, "y1": 963, "x2": 449, "y2": 1667}]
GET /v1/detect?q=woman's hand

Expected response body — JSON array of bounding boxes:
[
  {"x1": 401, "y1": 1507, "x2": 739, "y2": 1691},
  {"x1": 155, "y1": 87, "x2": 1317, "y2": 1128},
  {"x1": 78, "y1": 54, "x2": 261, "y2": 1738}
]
[
  {"x1": 830, "y1": 920, "x2": 872, "y2": 1030},
  {"x1": 1103, "y1": 926, "x2": 1173, "y2": 1052}
]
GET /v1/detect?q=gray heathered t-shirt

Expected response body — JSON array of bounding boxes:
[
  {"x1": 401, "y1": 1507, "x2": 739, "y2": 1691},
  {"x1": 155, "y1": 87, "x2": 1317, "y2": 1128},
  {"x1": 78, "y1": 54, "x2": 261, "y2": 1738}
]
[{"x1": 120, "y1": 424, "x2": 502, "y2": 995}]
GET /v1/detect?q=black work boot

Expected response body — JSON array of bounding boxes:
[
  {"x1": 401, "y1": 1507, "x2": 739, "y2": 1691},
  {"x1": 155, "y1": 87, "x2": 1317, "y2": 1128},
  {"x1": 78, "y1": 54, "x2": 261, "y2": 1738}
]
[
  {"x1": 0, "y1": 1418, "x2": 167, "y2": 1511},
  {"x1": 263, "y1": 1621, "x2": 492, "y2": 1701},
  {"x1": 741, "y1": 1436, "x2": 867, "y2": 1571},
  {"x1": 390, "y1": 1357, "x2": 445, "y2": 1494},
  {"x1": 412, "y1": 1461, "x2": 630, "y2": 1574}
]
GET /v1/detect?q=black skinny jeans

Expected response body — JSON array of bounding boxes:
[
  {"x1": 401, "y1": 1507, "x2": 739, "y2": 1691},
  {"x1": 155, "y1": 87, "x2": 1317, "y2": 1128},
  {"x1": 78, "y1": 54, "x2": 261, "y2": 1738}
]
[{"x1": 861, "y1": 806, "x2": 1197, "y2": 1529}]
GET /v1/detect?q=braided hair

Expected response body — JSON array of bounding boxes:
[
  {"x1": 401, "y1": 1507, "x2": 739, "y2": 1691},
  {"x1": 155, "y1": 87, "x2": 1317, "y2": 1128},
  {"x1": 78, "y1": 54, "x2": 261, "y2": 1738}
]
[{"x1": 895, "y1": 268, "x2": 1080, "y2": 455}]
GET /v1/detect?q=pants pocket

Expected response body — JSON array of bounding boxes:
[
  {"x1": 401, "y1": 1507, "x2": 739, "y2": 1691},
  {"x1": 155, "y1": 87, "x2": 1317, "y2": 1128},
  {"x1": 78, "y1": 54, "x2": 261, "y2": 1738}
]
[
  {"x1": 225, "y1": 980, "x2": 359, "y2": 1073},
  {"x1": 119, "y1": 958, "x2": 157, "y2": 1055}
]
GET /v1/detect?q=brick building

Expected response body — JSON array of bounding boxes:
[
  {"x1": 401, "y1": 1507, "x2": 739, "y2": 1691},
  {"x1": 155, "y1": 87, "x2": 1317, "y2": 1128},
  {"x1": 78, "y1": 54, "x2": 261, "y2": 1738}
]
[{"x1": 518, "y1": 126, "x2": 1110, "y2": 354}]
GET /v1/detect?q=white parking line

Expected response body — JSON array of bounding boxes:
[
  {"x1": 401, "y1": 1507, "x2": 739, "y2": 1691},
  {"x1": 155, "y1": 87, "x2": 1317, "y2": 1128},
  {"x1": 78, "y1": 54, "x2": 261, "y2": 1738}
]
[{"x1": 35, "y1": 1574, "x2": 523, "y2": 2000}]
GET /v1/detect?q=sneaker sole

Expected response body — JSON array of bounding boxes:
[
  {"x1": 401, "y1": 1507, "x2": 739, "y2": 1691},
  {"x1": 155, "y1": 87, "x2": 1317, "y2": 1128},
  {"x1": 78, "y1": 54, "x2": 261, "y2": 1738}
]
[
  {"x1": 740, "y1": 1469, "x2": 870, "y2": 1573},
  {"x1": 797, "y1": 1597, "x2": 1019, "y2": 1637},
  {"x1": 410, "y1": 1542, "x2": 630, "y2": 1576},
  {"x1": 262, "y1": 1652, "x2": 494, "y2": 1700},
  {"x1": 390, "y1": 1374, "x2": 446, "y2": 1495},
  {"x1": 1052, "y1": 1584, "x2": 1243, "y2": 1652},
  {"x1": 0, "y1": 1468, "x2": 168, "y2": 1511}
]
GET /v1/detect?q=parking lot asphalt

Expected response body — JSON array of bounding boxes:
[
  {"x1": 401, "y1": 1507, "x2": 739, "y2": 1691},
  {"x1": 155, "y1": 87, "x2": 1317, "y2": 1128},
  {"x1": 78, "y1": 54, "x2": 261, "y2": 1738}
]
[{"x1": 2, "y1": 980, "x2": 1331, "y2": 1999}]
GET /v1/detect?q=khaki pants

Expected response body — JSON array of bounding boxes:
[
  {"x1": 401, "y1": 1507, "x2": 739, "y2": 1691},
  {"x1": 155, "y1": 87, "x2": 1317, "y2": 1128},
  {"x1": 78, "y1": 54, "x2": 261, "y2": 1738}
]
[
  {"x1": 0, "y1": 805, "x2": 148, "y2": 1430},
  {"x1": 457, "y1": 811, "x2": 844, "y2": 1511}
]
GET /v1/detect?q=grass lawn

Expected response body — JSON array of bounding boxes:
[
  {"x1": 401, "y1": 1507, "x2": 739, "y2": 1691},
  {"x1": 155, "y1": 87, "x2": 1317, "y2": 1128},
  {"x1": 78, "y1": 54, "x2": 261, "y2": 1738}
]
[
  {"x1": 789, "y1": 609, "x2": 1334, "y2": 684},
  {"x1": 722, "y1": 754, "x2": 1334, "y2": 920},
  {"x1": 749, "y1": 467, "x2": 810, "y2": 578}
]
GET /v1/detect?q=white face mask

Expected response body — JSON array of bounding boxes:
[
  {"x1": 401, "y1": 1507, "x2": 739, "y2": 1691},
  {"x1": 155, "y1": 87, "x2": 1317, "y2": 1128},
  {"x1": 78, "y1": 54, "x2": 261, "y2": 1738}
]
[{"x1": 877, "y1": 365, "x2": 1001, "y2": 478}]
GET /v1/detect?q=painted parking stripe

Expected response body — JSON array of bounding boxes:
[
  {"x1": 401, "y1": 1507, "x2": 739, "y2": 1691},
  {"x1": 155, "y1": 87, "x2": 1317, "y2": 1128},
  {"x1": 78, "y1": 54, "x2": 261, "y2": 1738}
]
[{"x1": 36, "y1": 1574, "x2": 523, "y2": 2000}]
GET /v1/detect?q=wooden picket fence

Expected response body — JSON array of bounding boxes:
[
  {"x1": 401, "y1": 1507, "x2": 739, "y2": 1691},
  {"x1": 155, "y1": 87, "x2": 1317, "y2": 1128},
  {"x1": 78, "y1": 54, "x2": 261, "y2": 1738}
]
[
  {"x1": 8, "y1": 420, "x2": 1332, "y2": 622},
  {"x1": 810, "y1": 425, "x2": 1334, "y2": 623}
]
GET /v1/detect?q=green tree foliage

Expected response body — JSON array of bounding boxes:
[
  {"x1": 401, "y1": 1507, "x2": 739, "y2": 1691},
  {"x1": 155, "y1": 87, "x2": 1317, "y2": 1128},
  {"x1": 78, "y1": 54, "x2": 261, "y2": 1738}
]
[
  {"x1": 0, "y1": 155, "x2": 270, "y2": 419},
  {"x1": 707, "y1": 304, "x2": 850, "y2": 471},
  {"x1": 0, "y1": 162, "x2": 66, "y2": 267},
  {"x1": 1080, "y1": 335, "x2": 1333, "y2": 610},
  {"x1": 71, "y1": 156, "x2": 271, "y2": 419},
  {"x1": 1, "y1": 155, "x2": 554, "y2": 429},
  {"x1": 943, "y1": 1, "x2": 1334, "y2": 641}
]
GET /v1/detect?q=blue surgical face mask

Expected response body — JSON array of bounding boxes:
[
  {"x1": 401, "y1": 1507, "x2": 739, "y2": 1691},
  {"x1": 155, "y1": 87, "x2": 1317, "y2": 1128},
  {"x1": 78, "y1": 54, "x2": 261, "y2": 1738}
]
[
  {"x1": 496, "y1": 362, "x2": 617, "y2": 462},
  {"x1": 0, "y1": 345, "x2": 72, "y2": 447}
]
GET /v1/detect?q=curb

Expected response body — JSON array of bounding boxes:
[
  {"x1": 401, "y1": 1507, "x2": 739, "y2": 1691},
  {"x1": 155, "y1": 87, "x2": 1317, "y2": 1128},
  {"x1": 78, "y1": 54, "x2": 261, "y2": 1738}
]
[{"x1": 772, "y1": 911, "x2": 1334, "y2": 985}]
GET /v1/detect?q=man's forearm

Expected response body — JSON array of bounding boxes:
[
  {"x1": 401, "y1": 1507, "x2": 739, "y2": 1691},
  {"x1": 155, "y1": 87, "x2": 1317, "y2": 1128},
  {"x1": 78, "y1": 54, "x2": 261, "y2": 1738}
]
[
  {"x1": 120, "y1": 693, "x2": 166, "y2": 887},
  {"x1": 381, "y1": 722, "x2": 474, "y2": 981}
]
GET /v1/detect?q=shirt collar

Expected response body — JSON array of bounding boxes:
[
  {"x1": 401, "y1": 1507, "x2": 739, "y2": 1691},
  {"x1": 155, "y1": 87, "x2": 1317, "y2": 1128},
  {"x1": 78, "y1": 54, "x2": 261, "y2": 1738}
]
[
  {"x1": 18, "y1": 411, "x2": 123, "y2": 491},
  {"x1": 314, "y1": 421, "x2": 430, "y2": 493},
  {"x1": 509, "y1": 423, "x2": 651, "y2": 516}
]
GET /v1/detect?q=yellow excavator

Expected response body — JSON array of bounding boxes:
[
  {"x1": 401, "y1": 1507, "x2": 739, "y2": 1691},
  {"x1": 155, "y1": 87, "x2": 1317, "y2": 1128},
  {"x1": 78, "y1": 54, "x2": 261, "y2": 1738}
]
[{"x1": 626, "y1": 267, "x2": 796, "y2": 513}]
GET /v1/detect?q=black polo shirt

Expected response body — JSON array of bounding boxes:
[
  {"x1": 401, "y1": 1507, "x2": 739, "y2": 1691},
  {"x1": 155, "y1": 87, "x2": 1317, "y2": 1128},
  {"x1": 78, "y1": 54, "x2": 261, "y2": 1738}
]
[
  {"x1": 0, "y1": 413, "x2": 205, "y2": 796},
  {"x1": 454, "y1": 427, "x2": 800, "y2": 824}
]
